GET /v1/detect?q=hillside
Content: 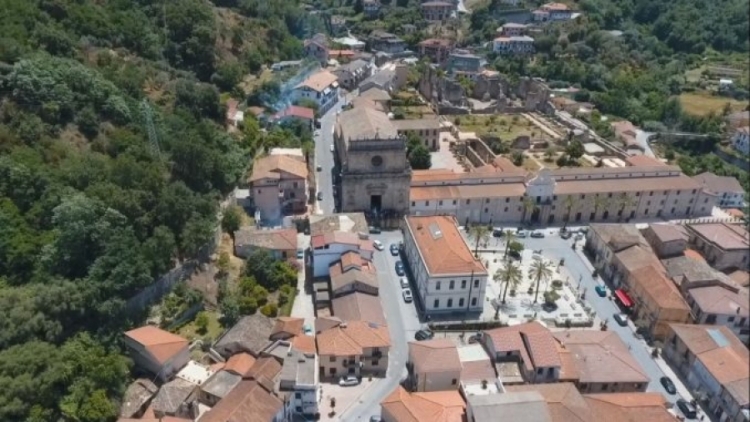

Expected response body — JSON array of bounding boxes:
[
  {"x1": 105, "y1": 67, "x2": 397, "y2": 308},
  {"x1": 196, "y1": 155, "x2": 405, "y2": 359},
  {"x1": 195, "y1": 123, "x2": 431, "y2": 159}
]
[{"x1": 0, "y1": 0, "x2": 308, "y2": 420}]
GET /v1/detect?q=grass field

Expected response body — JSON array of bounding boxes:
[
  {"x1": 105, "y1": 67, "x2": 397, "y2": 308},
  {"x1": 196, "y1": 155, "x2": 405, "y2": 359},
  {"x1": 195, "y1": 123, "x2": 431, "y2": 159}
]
[
  {"x1": 177, "y1": 310, "x2": 223, "y2": 342},
  {"x1": 454, "y1": 114, "x2": 539, "y2": 140},
  {"x1": 394, "y1": 105, "x2": 436, "y2": 119},
  {"x1": 679, "y1": 92, "x2": 746, "y2": 116}
]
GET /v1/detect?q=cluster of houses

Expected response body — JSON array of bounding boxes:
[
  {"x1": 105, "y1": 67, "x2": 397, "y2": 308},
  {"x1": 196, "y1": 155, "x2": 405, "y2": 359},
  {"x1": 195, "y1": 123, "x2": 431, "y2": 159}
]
[{"x1": 585, "y1": 221, "x2": 749, "y2": 422}]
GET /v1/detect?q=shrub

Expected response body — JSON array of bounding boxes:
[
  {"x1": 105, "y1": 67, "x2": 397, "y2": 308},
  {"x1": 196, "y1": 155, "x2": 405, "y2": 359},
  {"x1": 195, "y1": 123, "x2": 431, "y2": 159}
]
[
  {"x1": 552, "y1": 280, "x2": 563, "y2": 289},
  {"x1": 544, "y1": 290, "x2": 560, "y2": 304},
  {"x1": 260, "y1": 302, "x2": 278, "y2": 317},
  {"x1": 195, "y1": 311, "x2": 209, "y2": 334}
]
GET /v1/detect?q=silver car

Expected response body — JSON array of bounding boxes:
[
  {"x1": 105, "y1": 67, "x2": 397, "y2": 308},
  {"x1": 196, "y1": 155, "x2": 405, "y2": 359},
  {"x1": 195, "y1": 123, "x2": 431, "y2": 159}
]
[{"x1": 399, "y1": 277, "x2": 409, "y2": 288}]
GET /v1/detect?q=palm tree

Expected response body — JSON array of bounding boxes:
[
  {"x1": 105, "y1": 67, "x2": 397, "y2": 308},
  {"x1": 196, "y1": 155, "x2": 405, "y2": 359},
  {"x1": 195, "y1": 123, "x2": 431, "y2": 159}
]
[
  {"x1": 503, "y1": 230, "x2": 517, "y2": 259},
  {"x1": 520, "y1": 196, "x2": 536, "y2": 225},
  {"x1": 530, "y1": 259, "x2": 553, "y2": 304},
  {"x1": 616, "y1": 192, "x2": 637, "y2": 222},
  {"x1": 498, "y1": 261, "x2": 523, "y2": 304},
  {"x1": 469, "y1": 225, "x2": 491, "y2": 257},
  {"x1": 591, "y1": 195, "x2": 609, "y2": 221},
  {"x1": 562, "y1": 195, "x2": 576, "y2": 230}
]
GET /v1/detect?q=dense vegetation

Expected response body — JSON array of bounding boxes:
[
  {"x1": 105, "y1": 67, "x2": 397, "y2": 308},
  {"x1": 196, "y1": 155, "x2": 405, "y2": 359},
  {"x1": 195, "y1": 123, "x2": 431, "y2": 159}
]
[{"x1": 0, "y1": 0, "x2": 314, "y2": 420}]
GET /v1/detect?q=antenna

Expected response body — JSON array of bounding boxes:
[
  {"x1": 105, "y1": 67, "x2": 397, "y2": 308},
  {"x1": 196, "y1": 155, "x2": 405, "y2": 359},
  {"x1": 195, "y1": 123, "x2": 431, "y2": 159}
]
[{"x1": 140, "y1": 100, "x2": 161, "y2": 158}]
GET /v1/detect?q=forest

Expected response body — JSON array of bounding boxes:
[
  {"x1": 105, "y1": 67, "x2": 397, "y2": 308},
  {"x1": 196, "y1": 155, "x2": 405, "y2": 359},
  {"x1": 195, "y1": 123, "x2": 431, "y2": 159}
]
[{"x1": 0, "y1": 0, "x2": 310, "y2": 420}]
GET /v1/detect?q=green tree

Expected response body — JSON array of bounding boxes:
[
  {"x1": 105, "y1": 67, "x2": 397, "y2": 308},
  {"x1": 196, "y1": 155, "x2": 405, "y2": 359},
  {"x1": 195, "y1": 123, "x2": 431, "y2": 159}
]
[
  {"x1": 562, "y1": 195, "x2": 576, "y2": 230},
  {"x1": 520, "y1": 196, "x2": 535, "y2": 224},
  {"x1": 530, "y1": 259, "x2": 553, "y2": 304},
  {"x1": 503, "y1": 230, "x2": 518, "y2": 259},
  {"x1": 469, "y1": 225, "x2": 491, "y2": 257},
  {"x1": 409, "y1": 144, "x2": 432, "y2": 169},
  {"x1": 616, "y1": 193, "x2": 637, "y2": 222},
  {"x1": 511, "y1": 151, "x2": 524, "y2": 166},
  {"x1": 543, "y1": 147, "x2": 555, "y2": 162},
  {"x1": 591, "y1": 195, "x2": 609, "y2": 221},
  {"x1": 195, "y1": 311, "x2": 210, "y2": 334},
  {"x1": 222, "y1": 205, "x2": 243, "y2": 239},
  {"x1": 565, "y1": 140, "x2": 584, "y2": 161},
  {"x1": 260, "y1": 302, "x2": 278, "y2": 317},
  {"x1": 498, "y1": 261, "x2": 523, "y2": 305}
]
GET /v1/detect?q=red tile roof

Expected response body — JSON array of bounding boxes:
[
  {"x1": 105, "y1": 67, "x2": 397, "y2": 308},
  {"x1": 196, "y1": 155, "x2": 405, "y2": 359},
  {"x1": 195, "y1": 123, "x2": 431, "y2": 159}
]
[{"x1": 124, "y1": 326, "x2": 188, "y2": 365}]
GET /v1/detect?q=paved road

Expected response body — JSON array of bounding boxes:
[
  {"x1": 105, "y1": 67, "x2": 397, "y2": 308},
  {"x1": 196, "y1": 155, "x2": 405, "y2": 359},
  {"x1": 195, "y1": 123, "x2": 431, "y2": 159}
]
[
  {"x1": 339, "y1": 230, "x2": 423, "y2": 421},
  {"x1": 634, "y1": 129, "x2": 656, "y2": 157},
  {"x1": 314, "y1": 98, "x2": 345, "y2": 215}
]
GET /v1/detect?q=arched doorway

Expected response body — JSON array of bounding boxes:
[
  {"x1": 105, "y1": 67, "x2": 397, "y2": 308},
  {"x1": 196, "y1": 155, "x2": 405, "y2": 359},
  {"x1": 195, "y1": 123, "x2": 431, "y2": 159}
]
[{"x1": 531, "y1": 207, "x2": 541, "y2": 224}]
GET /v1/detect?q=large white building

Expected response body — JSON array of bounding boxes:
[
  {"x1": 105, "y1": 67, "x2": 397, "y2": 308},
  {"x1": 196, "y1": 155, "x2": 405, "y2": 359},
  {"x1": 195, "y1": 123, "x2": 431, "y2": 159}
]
[
  {"x1": 310, "y1": 231, "x2": 374, "y2": 277},
  {"x1": 402, "y1": 215, "x2": 488, "y2": 315},
  {"x1": 492, "y1": 36, "x2": 535, "y2": 55},
  {"x1": 292, "y1": 70, "x2": 339, "y2": 114}
]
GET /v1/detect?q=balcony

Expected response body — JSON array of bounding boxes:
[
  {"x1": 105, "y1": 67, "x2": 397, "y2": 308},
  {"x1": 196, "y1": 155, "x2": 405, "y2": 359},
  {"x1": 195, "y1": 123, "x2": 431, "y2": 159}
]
[
  {"x1": 371, "y1": 350, "x2": 383, "y2": 358},
  {"x1": 343, "y1": 359, "x2": 359, "y2": 367}
]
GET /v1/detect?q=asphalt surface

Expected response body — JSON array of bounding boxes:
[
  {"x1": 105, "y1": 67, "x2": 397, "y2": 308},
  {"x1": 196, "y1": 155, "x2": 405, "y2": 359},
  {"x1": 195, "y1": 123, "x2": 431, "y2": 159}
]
[
  {"x1": 339, "y1": 230, "x2": 422, "y2": 421},
  {"x1": 314, "y1": 98, "x2": 344, "y2": 215}
]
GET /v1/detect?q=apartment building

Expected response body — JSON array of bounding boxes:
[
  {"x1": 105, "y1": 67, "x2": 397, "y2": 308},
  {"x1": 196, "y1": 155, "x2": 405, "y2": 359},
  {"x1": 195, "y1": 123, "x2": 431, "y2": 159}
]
[
  {"x1": 392, "y1": 118, "x2": 441, "y2": 151},
  {"x1": 278, "y1": 348, "x2": 319, "y2": 419},
  {"x1": 692, "y1": 172, "x2": 746, "y2": 208},
  {"x1": 687, "y1": 285, "x2": 750, "y2": 343},
  {"x1": 664, "y1": 324, "x2": 749, "y2": 422},
  {"x1": 418, "y1": 38, "x2": 453, "y2": 63},
  {"x1": 687, "y1": 223, "x2": 750, "y2": 271},
  {"x1": 407, "y1": 338, "x2": 462, "y2": 392},
  {"x1": 627, "y1": 265, "x2": 692, "y2": 340},
  {"x1": 492, "y1": 36, "x2": 535, "y2": 55},
  {"x1": 409, "y1": 164, "x2": 710, "y2": 227},
  {"x1": 732, "y1": 126, "x2": 749, "y2": 155},
  {"x1": 311, "y1": 231, "x2": 374, "y2": 277},
  {"x1": 532, "y1": 2, "x2": 574, "y2": 22},
  {"x1": 368, "y1": 30, "x2": 406, "y2": 54},
  {"x1": 446, "y1": 50, "x2": 485, "y2": 78},
  {"x1": 315, "y1": 320, "x2": 390, "y2": 380},
  {"x1": 292, "y1": 70, "x2": 339, "y2": 114},
  {"x1": 328, "y1": 250, "x2": 379, "y2": 297},
  {"x1": 496, "y1": 23, "x2": 529, "y2": 37},
  {"x1": 402, "y1": 215, "x2": 488, "y2": 315},
  {"x1": 421, "y1": 1, "x2": 454, "y2": 21},
  {"x1": 123, "y1": 326, "x2": 190, "y2": 382},
  {"x1": 363, "y1": 0, "x2": 380, "y2": 18},
  {"x1": 304, "y1": 33, "x2": 329, "y2": 64},
  {"x1": 332, "y1": 59, "x2": 372, "y2": 91},
  {"x1": 641, "y1": 223, "x2": 689, "y2": 258},
  {"x1": 585, "y1": 224, "x2": 660, "y2": 288},
  {"x1": 249, "y1": 154, "x2": 308, "y2": 224}
]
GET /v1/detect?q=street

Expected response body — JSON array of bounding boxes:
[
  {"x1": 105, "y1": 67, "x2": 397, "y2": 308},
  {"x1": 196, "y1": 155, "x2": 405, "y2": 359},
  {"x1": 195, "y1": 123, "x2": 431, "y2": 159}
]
[
  {"x1": 339, "y1": 230, "x2": 423, "y2": 421},
  {"x1": 314, "y1": 98, "x2": 344, "y2": 215}
]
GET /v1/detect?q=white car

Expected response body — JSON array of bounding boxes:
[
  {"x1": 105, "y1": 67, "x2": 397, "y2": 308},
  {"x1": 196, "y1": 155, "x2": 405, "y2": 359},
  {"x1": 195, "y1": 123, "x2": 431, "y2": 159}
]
[
  {"x1": 399, "y1": 277, "x2": 409, "y2": 288},
  {"x1": 402, "y1": 288, "x2": 413, "y2": 302},
  {"x1": 516, "y1": 230, "x2": 528, "y2": 238},
  {"x1": 373, "y1": 240, "x2": 384, "y2": 251},
  {"x1": 330, "y1": 144, "x2": 334, "y2": 152},
  {"x1": 339, "y1": 375, "x2": 360, "y2": 386}
]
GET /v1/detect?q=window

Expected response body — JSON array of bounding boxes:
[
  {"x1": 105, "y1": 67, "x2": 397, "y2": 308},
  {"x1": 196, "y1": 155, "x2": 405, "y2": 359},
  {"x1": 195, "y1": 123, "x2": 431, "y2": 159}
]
[
  {"x1": 484, "y1": 208, "x2": 489, "y2": 213},
  {"x1": 329, "y1": 368, "x2": 336, "y2": 375},
  {"x1": 426, "y1": 201, "x2": 430, "y2": 206},
  {"x1": 657, "y1": 210, "x2": 662, "y2": 217},
  {"x1": 485, "y1": 198, "x2": 490, "y2": 204},
  {"x1": 506, "y1": 198, "x2": 510, "y2": 203},
  {"x1": 436, "y1": 281, "x2": 441, "y2": 291},
  {"x1": 608, "y1": 193, "x2": 612, "y2": 198},
  {"x1": 295, "y1": 393, "x2": 302, "y2": 399},
  {"x1": 289, "y1": 192, "x2": 295, "y2": 199},
  {"x1": 330, "y1": 356, "x2": 336, "y2": 362},
  {"x1": 670, "y1": 207, "x2": 675, "y2": 214},
  {"x1": 451, "y1": 379, "x2": 457, "y2": 385},
  {"x1": 660, "y1": 200, "x2": 664, "y2": 205},
  {"x1": 581, "y1": 194, "x2": 586, "y2": 199},
  {"x1": 601, "y1": 383, "x2": 609, "y2": 390},
  {"x1": 536, "y1": 196, "x2": 541, "y2": 203},
  {"x1": 434, "y1": 299, "x2": 439, "y2": 308},
  {"x1": 647, "y1": 201, "x2": 651, "y2": 206},
  {"x1": 459, "y1": 298, "x2": 465, "y2": 307},
  {"x1": 553, "y1": 195, "x2": 557, "y2": 200},
  {"x1": 296, "y1": 406, "x2": 303, "y2": 413},
  {"x1": 636, "y1": 192, "x2": 640, "y2": 196},
  {"x1": 257, "y1": 189, "x2": 261, "y2": 194},
  {"x1": 674, "y1": 199, "x2": 678, "y2": 204},
  {"x1": 706, "y1": 314, "x2": 717, "y2": 324},
  {"x1": 411, "y1": 201, "x2": 415, "y2": 207},
  {"x1": 373, "y1": 360, "x2": 379, "y2": 366},
  {"x1": 645, "y1": 209, "x2": 649, "y2": 215},
  {"x1": 474, "y1": 279, "x2": 479, "y2": 288},
  {"x1": 447, "y1": 298, "x2": 453, "y2": 308},
  {"x1": 466, "y1": 199, "x2": 471, "y2": 205},
  {"x1": 471, "y1": 297, "x2": 477, "y2": 306},
  {"x1": 728, "y1": 316, "x2": 735, "y2": 322},
  {"x1": 449, "y1": 280, "x2": 455, "y2": 290},
  {"x1": 293, "y1": 182, "x2": 298, "y2": 188},
  {"x1": 439, "y1": 200, "x2": 443, "y2": 206},
  {"x1": 504, "y1": 207, "x2": 508, "y2": 212},
  {"x1": 461, "y1": 280, "x2": 467, "y2": 289},
  {"x1": 453, "y1": 200, "x2": 457, "y2": 205}
]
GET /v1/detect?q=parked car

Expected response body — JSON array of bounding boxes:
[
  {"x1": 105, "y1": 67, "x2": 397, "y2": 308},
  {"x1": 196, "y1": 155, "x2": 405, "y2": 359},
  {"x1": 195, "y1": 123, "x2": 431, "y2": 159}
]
[
  {"x1": 316, "y1": 191, "x2": 323, "y2": 201},
  {"x1": 516, "y1": 230, "x2": 528, "y2": 238},
  {"x1": 508, "y1": 250, "x2": 522, "y2": 261},
  {"x1": 492, "y1": 229, "x2": 505, "y2": 238},
  {"x1": 613, "y1": 313, "x2": 628, "y2": 326},
  {"x1": 574, "y1": 234, "x2": 584, "y2": 241},
  {"x1": 368, "y1": 226, "x2": 381, "y2": 234},
  {"x1": 660, "y1": 376, "x2": 677, "y2": 395},
  {"x1": 316, "y1": 165, "x2": 322, "y2": 172},
  {"x1": 373, "y1": 240, "x2": 384, "y2": 251},
  {"x1": 296, "y1": 249, "x2": 304, "y2": 259},
  {"x1": 303, "y1": 324, "x2": 313, "y2": 336},
  {"x1": 402, "y1": 288, "x2": 413, "y2": 302},
  {"x1": 676, "y1": 399, "x2": 697, "y2": 419},
  {"x1": 530, "y1": 231, "x2": 545, "y2": 238},
  {"x1": 415, "y1": 329, "x2": 435, "y2": 341},
  {"x1": 399, "y1": 277, "x2": 409, "y2": 289},
  {"x1": 330, "y1": 144, "x2": 334, "y2": 152},
  {"x1": 395, "y1": 261, "x2": 405, "y2": 276},
  {"x1": 595, "y1": 285, "x2": 607, "y2": 297},
  {"x1": 560, "y1": 230, "x2": 573, "y2": 239},
  {"x1": 390, "y1": 243, "x2": 399, "y2": 256},
  {"x1": 339, "y1": 376, "x2": 360, "y2": 387},
  {"x1": 369, "y1": 417, "x2": 383, "y2": 422}
]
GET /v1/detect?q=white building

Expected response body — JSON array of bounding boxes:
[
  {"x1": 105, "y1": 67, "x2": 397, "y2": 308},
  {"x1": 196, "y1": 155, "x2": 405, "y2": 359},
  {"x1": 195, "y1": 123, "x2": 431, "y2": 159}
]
[
  {"x1": 532, "y1": 2, "x2": 574, "y2": 22},
  {"x1": 732, "y1": 126, "x2": 749, "y2": 155},
  {"x1": 280, "y1": 349, "x2": 319, "y2": 419},
  {"x1": 402, "y1": 215, "x2": 488, "y2": 315},
  {"x1": 492, "y1": 36, "x2": 535, "y2": 55},
  {"x1": 292, "y1": 70, "x2": 340, "y2": 114},
  {"x1": 692, "y1": 172, "x2": 746, "y2": 209},
  {"x1": 310, "y1": 231, "x2": 374, "y2": 277}
]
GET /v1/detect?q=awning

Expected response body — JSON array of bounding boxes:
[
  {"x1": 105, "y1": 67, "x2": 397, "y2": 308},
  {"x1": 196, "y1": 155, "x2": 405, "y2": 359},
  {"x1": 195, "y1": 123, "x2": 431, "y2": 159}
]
[{"x1": 614, "y1": 289, "x2": 633, "y2": 308}]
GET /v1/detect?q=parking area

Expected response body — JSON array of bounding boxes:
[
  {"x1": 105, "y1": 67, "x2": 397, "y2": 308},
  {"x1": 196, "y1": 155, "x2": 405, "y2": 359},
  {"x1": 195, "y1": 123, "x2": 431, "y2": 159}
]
[{"x1": 318, "y1": 379, "x2": 380, "y2": 421}]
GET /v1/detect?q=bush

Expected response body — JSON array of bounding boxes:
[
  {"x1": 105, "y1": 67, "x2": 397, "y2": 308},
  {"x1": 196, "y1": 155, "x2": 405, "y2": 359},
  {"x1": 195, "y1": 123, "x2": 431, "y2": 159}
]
[
  {"x1": 551, "y1": 280, "x2": 563, "y2": 289},
  {"x1": 195, "y1": 311, "x2": 209, "y2": 334},
  {"x1": 260, "y1": 302, "x2": 278, "y2": 317},
  {"x1": 239, "y1": 296, "x2": 258, "y2": 315},
  {"x1": 544, "y1": 290, "x2": 560, "y2": 304}
]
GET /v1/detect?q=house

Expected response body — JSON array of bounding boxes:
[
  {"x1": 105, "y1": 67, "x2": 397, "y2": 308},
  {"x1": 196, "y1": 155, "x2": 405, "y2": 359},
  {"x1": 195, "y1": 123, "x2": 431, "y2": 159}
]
[
  {"x1": 199, "y1": 380, "x2": 284, "y2": 422},
  {"x1": 120, "y1": 379, "x2": 159, "y2": 419},
  {"x1": 641, "y1": 224, "x2": 689, "y2": 258},
  {"x1": 199, "y1": 370, "x2": 242, "y2": 406},
  {"x1": 311, "y1": 231, "x2": 374, "y2": 277},
  {"x1": 727, "y1": 111, "x2": 750, "y2": 130},
  {"x1": 233, "y1": 227, "x2": 298, "y2": 260},
  {"x1": 151, "y1": 378, "x2": 196, "y2": 418},
  {"x1": 418, "y1": 38, "x2": 453, "y2": 63},
  {"x1": 223, "y1": 352, "x2": 257, "y2": 378},
  {"x1": 585, "y1": 223, "x2": 658, "y2": 288},
  {"x1": 329, "y1": 251, "x2": 379, "y2": 297},
  {"x1": 457, "y1": 344, "x2": 497, "y2": 384},
  {"x1": 316, "y1": 320, "x2": 390, "y2": 380},
  {"x1": 368, "y1": 30, "x2": 406, "y2": 54},
  {"x1": 278, "y1": 348, "x2": 319, "y2": 419},
  {"x1": 533, "y1": 2, "x2": 574, "y2": 22},
  {"x1": 687, "y1": 285, "x2": 750, "y2": 343},
  {"x1": 225, "y1": 99, "x2": 244, "y2": 127},
  {"x1": 270, "y1": 316, "x2": 305, "y2": 341},
  {"x1": 393, "y1": 118, "x2": 442, "y2": 151},
  {"x1": 332, "y1": 59, "x2": 372, "y2": 91},
  {"x1": 333, "y1": 36, "x2": 366, "y2": 51},
  {"x1": 661, "y1": 255, "x2": 741, "y2": 294},
  {"x1": 421, "y1": 1, "x2": 454, "y2": 21},
  {"x1": 407, "y1": 338, "x2": 462, "y2": 392},
  {"x1": 467, "y1": 391, "x2": 552, "y2": 422},
  {"x1": 357, "y1": 87, "x2": 392, "y2": 111},
  {"x1": 402, "y1": 215, "x2": 488, "y2": 315},
  {"x1": 331, "y1": 291, "x2": 386, "y2": 325},
  {"x1": 248, "y1": 154, "x2": 308, "y2": 223},
  {"x1": 480, "y1": 322, "x2": 562, "y2": 384},
  {"x1": 692, "y1": 172, "x2": 746, "y2": 208},
  {"x1": 446, "y1": 50, "x2": 484, "y2": 78},
  {"x1": 214, "y1": 314, "x2": 275, "y2": 358},
  {"x1": 124, "y1": 326, "x2": 190, "y2": 382},
  {"x1": 304, "y1": 34, "x2": 329, "y2": 64},
  {"x1": 505, "y1": 383, "x2": 676, "y2": 422},
  {"x1": 492, "y1": 36, "x2": 535, "y2": 55},
  {"x1": 686, "y1": 223, "x2": 750, "y2": 271},
  {"x1": 626, "y1": 264, "x2": 692, "y2": 340},
  {"x1": 496, "y1": 23, "x2": 528, "y2": 37},
  {"x1": 664, "y1": 324, "x2": 749, "y2": 422},
  {"x1": 731, "y1": 126, "x2": 749, "y2": 155},
  {"x1": 363, "y1": 0, "x2": 380, "y2": 18},
  {"x1": 610, "y1": 120, "x2": 639, "y2": 150},
  {"x1": 380, "y1": 386, "x2": 466, "y2": 422},
  {"x1": 272, "y1": 105, "x2": 315, "y2": 128},
  {"x1": 293, "y1": 70, "x2": 339, "y2": 114},
  {"x1": 360, "y1": 69, "x2": 396, "y2": 93}
]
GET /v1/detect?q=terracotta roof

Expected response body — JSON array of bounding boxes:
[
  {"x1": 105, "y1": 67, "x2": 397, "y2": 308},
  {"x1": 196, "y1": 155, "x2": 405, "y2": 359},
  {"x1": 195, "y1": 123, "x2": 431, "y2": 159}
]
[
  {"x1": 625, "y1": 155, "x2": 667, "y2": 167},
  {"x1": 728, "y1": 270, "x2": 750, "y2": 287},
  {"x1": 271, "y1": 317, "x2": 304, "y2": 339},
  {"x1": 727, "y1": 208, "x2": 745, "y2": 218},
  {"x1": 688, "y1": 223, "x2": 750, "y2": 251},
  {"x1": 329, "y1": 260, "x2": 378, "y2": 293},
  {"x1": 311, "y1": 231, "x2": 369, "y2": 249},
  {"x1": 645, "y1": 224, "x2": 688, "y2": 244},
  {"x1": 392, "y1": 118, "x2": 441, "y2": 131},
  {"x1": 316, "y1": 320, "x2": 390, "y2": 356},
  {"x1": 583, "y1": 393, "x2": 674, "y2": 422},
  {"x1": 215, "y1": 314, "x2": 275, "y2": 357},
  {"x1": 669, "y1": 323, "x2": 748, "y2": 357},
  {"x1": 553, "y1": 174, "x2": 700, "y2": 195},
  {"x1": 405, "y1": 215, "x2": 487, "y2": 276},
  {"x1": 275, "y1": 105, "x2": 314, "y2": 121},
  {"x1": 683, "y1": 248, "x2": 706, "y2": 262},
  {"x1": 611, "y1": 120, "x2": 637, "y2": 137},
  {"x1": 291, "y1": 334, "x2": 317, "y2": 355},
  {"x1": 314, "y1": 316, "x2": 342, "y2": 333},
  {"x1": 246, "y1": 356, "x2": 283, "y2": 391},
  {"x1": 552, "y1": 331, "x2": 649, "y2": 385},
  {"x1": 524, "y1": 331, "x2": 563, "y2": 368},
  {"x1": 690, "y1": 285, "x2": 749, "y2": 316},
  {"x1": 615, "y1": 244, "x2": 662, "y2": 274},
  {"x1": 234, "y1": 227, "x2": 298, "y2": 251},
  {"x1": 693, "y1": 172, "x2": 745, "y2": 194},
  {"x1": 124, "y1": 326, "x2": 189, "y2": 365},
  {"x1": 419, "y1": 38, "x2": 453, "y2": 47},
  {"x1": 542, "y1": 2, "x2": 570, "y2": 10},
  {"x1": 224, "y1": 352, "x2": 257, "y2": 377},
  {"x1": 381, "y1": 386, "x2": 465, "y2": 422},
  {"x1": 483, "y1": 322, "x2": 549, "y2": 372},
  {"x1": 248, "y1": 154, "x2": 308, "y2": 183},
  {"x1": 337, "y1": 106, "x2": 398, "y2": 140},
  {"x1": 296, "y1": 70, "x2": 338, "y2": 92},
  {"x1": 331, "y1": 292, "x2": 386, "y2": 325},
  {"x1": 340, "y1": 250, "x2": 364, "y2": 269},
  {"x1": 630, "y1": 265, "x2": 689, "y2": 312},
  {"x1": 199, "y1": 380, "x2": 283, "y2": 422},
  {"x1": 506, "y1": 383, "x2": 592, "y2": 422},
  {"x1": 359, "y1": 87, "x2": 391, "y2": 102},
  {"x1": 409, "y1": 338, "x2": 461, "y2": 375}
]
